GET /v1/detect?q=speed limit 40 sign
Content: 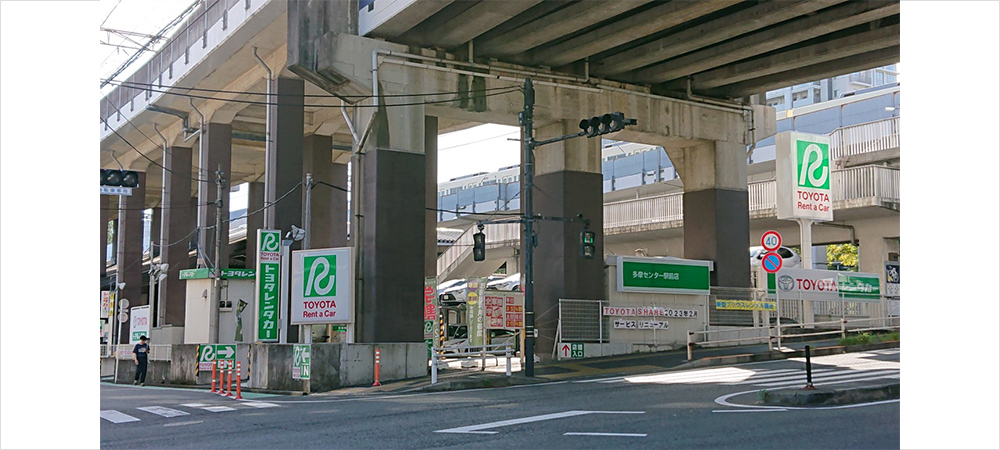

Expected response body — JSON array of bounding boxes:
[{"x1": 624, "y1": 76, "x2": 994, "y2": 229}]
[{"x1": 761, "y1": 230, "x2": 782, "y2": 251}]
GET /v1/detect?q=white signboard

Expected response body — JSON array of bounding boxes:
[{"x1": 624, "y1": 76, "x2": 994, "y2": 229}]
[
  {"x1": 766, "y1": 268, "x2": 881, "y2": 303},
  {"x1": 603, "y1": 306, "x2": 698, "y2": 318},
  {"x1": 613, "y1": 319, "x2": 669, "y2": 330},
  {"x1": 129, "y1": 305, "x2": 150, "y2": 344},
  {"x1": 776, "y1": 131, "x2": 834, "y2": 221},
  {"x1": 291, "y1": 247, "x2": 354, "y2": 324},
  {"x1": 101, "y1": 291, "x2": 112, "y2": 319}
]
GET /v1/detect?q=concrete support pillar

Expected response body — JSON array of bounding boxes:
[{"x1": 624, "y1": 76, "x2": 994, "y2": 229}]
[
  {"x1": 669, "y1": 139, "x2": 751, "y2": 287},
  {"x1": 857, "y1": 229, "x2": 898, "y2": 304},
  {"x1": 303, "y1": 133, "x2": 350, "y2": 249},
  {"x1": 245, "y1": 182, "x2": 265, "y2": 268},
  {"x1": 330, "y1": 161, "x2": 349, "y2": 248},
  {"x1": 100, "y1": 195, "x2": 110, "y2": 280},
  {"x1": 529, "y1": 120, "x2": 604, "y2": 362},
  {"x1": 269, "y1": 77, "x2": 305, "y2": 342},
  {"x1": 357, "y1": 101, "x2": 426, "y2": 343},
  {"x1": 159, "y1": 146, "x2": 194, "y2": 326},
  {"x1": 425, "y1": 116, "x2": 438, "y2": 278},
  {"x1": 116, "y1": 172, "x2": 146, "y2": 342},
  {"x1": 197, "y1": 123, "x2": 232, "y2": 269}
]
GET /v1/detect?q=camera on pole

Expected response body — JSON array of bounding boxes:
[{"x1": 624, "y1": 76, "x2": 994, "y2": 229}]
[
  {"x1": 579, "y1": 112, "x2": 636, "y2": 138},
  {"x1": 473, "y1": 224, "x2": 486, "y2": 262},
  {"x1": 101, "y1": 169, "x2": 140, "y2": 188}
]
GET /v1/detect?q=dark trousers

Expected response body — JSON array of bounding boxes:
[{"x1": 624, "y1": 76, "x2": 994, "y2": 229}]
[{"x1": 134, "y1": 359, "x2": 148, "y2": 384}]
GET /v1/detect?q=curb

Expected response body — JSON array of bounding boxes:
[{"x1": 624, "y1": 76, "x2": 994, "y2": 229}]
[
  {"x1": 417, "y1": 374, "x2": 548, "y2": 392},
  {"x1": 677, "y1": 341, "x2": 899, "y2": 370},
  {"x1": 761, "y1": 382, "x2": 899, "y2": 406}
]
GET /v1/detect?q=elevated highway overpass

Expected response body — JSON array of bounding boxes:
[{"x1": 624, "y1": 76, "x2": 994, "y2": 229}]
[{"x1": 99, "y1": 0, "x2": 900, "y2": 353}]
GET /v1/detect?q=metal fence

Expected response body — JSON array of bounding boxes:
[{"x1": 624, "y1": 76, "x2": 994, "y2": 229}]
[
  {"x1": 708, "y1": 287, "x2": 759, "y2": 327},
  {"x1": 557, "y1": 299, "x2": 610, "y2": 343},
  {"x1": 829, "y1": 117, "x2": 900, "y2": 160},
  {"x1": 100, "y1": 344, "x2": 172, "y2": 361}
]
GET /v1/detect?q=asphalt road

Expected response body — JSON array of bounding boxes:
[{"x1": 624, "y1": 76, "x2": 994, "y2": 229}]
[{"x1": 101, "y1": 349, "x2": 899, "y2": 449}]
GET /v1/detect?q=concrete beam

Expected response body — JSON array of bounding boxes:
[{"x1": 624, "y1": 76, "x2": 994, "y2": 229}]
[
  {"x1": 701, "y1": 45, "x2": 901, "y2": 98},
  {"x1": 403, "y1": 0, "x2": 544, "y2": 50},
  {"x1": 527, "y1": 0, "x2": 741, "y2": 68},
  {"x1": 366, "y1": 0, "x2": 455, "y2": 38},
  {"x1": 476, "y1": 1, "x2": 652, "y2": 58},
  {"x1": 632, "y1": 1, "x2": 900, "y2": 84},
  {"x1": 688, "y1": 24, "x2": 900, "y2": 91},
  {"x1": 593, "y1": 0, "x2": 843, "y2": 77}
]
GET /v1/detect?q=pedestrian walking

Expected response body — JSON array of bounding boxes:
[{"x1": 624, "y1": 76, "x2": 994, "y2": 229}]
[{"x1": 133, "y1": 335, "x2": 149, "y2": 386}]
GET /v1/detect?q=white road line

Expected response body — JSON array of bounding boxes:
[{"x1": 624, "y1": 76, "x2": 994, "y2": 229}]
[
  {"x1": 202, "y1": 406, "x2": 236, "y2": 412},
  {"x1": 564, "y1": 432, "x2": 647, "y2": 437},
  {"x1": 241, "y1": 402, "x2": 280, "y2": 408},
  {"x1": 435, "y1": 410, "x2": 645, "y2": 434},
  {"x1": 714, "y1": 389, "x2": 901, "y2": 411},
  {"x1": 721, "y1": 369, "x2": 838, "y2": 385},
  {"x1": 180, "y1": 403, "x2": 209, "y2": 407},
  {"x1": 137, "y1": 406, "x2": 190, "y2": 418},
  {"x1": 623, "y1": 368, "x2": 805, "y2": 385},
  {"x1": 751, "y1": 370, "x2": 900, "y2": 388},
  {"x1": 163, "y1": 420, "x2": 204, "y2": 427},
  {"x1": 712, "y1": 409, "x2": 788, "y2": 413},
  {"x1": 100, "y1": 410, "x2": 141, "y2": 423}
]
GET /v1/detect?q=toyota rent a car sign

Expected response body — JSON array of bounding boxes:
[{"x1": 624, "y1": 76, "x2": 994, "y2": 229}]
[
  {"x1": 291, "y1": 247, "x2": 353, "y2": 324},
  {"x1": 776, "y1": 131, "x2": 834, "y2": 221}
]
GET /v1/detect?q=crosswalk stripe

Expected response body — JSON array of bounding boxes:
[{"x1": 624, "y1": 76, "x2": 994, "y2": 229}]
[
  {"x1": 721, "y1": 369, "x2": 837, "y2": 385},
  {"x1": 241, "y1": 402, "x2": 280, "y2": 408},
  {"x1": 137, "y1": 406, "x2": 190, "y2": 418},
  {"x1": 622, "y1": 368, "x2": 805, "y2": 385},
  {"x1": 751, "y1": 370, "x2": 900, "y2": 388},
  {"x1": 180, "y1": 403, "x2": 209, "y2": 407},
  {"x1": 202, "y1": 406, "x2": 236, "y2": 412},
  {"x1": 101, "y1": 410, "x2": 140, "y2": 424}
]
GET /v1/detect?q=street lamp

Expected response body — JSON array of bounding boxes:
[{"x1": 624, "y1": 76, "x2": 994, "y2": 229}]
[{"x1": 149, "y1": 263, "x2": 169, "y2": 328}]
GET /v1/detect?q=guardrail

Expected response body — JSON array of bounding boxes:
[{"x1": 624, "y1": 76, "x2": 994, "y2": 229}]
[
  {"x1": 101, "y1": 344, "x2": 172, "y2": 361},
  {"x1": 436, "y1": 222, "x2": 520, "y2": 278},
  {"x1": 430, "y1": 342, "x2": 514, "y2": 384},
  {"x1": 685, "y1": 316, "x2": 900, "y2": 361},
  {"x1": 830, "y1": 117, "x2": 900, "y2": 160}
]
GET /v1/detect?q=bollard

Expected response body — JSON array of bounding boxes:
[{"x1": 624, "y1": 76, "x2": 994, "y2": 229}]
[
  {"x1": 225, "y1": 365, "x2": 234, "y2": 397},
  {"x1": 218, "y1": 363, "x2": 228, "y2": 396},
  {"x1": 210, "y1": 360, "x2": 218, "y2": 393},
  {"x1": 686, "y1": 331, "x2": 694, "y2": 361},
  {"x1": 505, "y1": 344, "x2": 511, "y2": 377},
  {"x1": 481, "y1": 348, "x2": 487, "y2": 371},
  {"x1": 431, "y1": 347, "x2": 438, "y2": 385},
  {"x1": 372, "y1": 348, "x2": 382, "y2": 386},
  {"x1": 234, "y1": 362, "x2": 243, "y2": 400},
  {"x1": 804, "y1": 345, "x2": 816, "y2": 390},
  {"x1": 841, "y1": 319, "x2": 847, "y2": 339}
]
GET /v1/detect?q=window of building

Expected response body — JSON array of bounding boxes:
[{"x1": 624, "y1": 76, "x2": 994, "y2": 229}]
[
  {"x1": 792, "y1": 91, "x2": 809, "y2": 102},
  {"x1": 766, "y1": 97, "x2": 784, "y2": 107}
]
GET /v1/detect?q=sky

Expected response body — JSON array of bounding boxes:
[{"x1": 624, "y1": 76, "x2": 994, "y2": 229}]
[{"x1": 2, "y1": 2, "x2": 999, "y2": 449}]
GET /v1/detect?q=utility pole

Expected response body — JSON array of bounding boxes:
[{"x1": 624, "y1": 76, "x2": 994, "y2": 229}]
[
  {"x1": 303, "y1": 173, "x2": 312, "y2": 251},
  {"x1": 520, "y1": 78, "x2": 536, "y2": 377},
  {"x1": 212, "y1": 167, "x2": 225, "y2": 343}
]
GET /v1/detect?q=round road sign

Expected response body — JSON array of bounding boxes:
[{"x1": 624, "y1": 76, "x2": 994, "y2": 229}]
[
  {"x1": 762, "y1": 252, "x2": 783, "y2": 273},
  {"x1": 117, "y1": 312, "x2": 129, "y2": 323},
  {"x1": 119, "y1": 298, "x2": 130, "y2": 309},
  {"x1": 761, "y1": 230, "x2": 782, "y2": 251}
]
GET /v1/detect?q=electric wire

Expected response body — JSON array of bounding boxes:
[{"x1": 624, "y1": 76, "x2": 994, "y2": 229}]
[
  {"x1": 105, "y1": 79, "x2": 521, "y2": 99},
  {"x1": 103, "y1": 116, "x2": 210, "y2": 183}
]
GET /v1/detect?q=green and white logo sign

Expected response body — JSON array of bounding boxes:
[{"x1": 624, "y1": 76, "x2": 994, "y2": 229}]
[
  {"x1": 292, "y1": 344, "x2": 310, "y2": 380},
  {"x1": 776, "y1": 131, "x2": 834, "y2": 221},
  {"x1": 255, "y1": 229, "x2": 281, "y2": 342},
  {"x1": 291, "y1": 247, "x2": 353, "y2": 324},
  {"x1": 796, "y1": 140, "x2": 830, "y2": 190},
  {"x1": 765, "y1": 268, "x2": 881, "y2": 303},
  {"x1": 198, "y1": 344, "x2": 237, "y2": 371},
  {"x1": 616, "y1": 256, "x2": 712, "y2": 295},
  {"x1": 303, "y1": 255, "x2": 337, "y2": 297}
]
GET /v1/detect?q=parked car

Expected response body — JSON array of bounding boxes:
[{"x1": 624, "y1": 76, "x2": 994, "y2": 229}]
[
  {"x1": 749, "y1": 246, "x2": 801, "y2": 269},
  {"x1": 486, "y1": 273, "x2": 520, "y2": 291}
]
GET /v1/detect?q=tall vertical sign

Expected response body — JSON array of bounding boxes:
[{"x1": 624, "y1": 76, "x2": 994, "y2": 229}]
[
  {"x1": 129, "y1": 305, "x2": 150, "y2": 344},
  {"x1": 256, "y1": 229, "x2": 281, "y2": 341},
  {"x1": 423, "y1": 277, "x2": 438, "y2": 351},
  {"x1": 291, "y1": 248, "x2": 354, "y2": 323},
  {"x1": 466, "y1": 278, "x2": 486, "y2": 347},
  {"x1": 776, "y1": 131, "x2": 834, "y2": 221}
]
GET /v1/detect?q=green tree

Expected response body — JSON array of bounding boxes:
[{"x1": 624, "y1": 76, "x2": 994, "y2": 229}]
[{"x1": 827, "y1": 243, "x2": 858, "y2": 270}]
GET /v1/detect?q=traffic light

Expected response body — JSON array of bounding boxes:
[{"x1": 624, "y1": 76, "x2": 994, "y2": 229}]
[
  {"x1": 580, "y1": 230, "x2": 596, "y2": 259},
  {"x1": 473, "y1": 229, "x2": 486, "y2": 262},
  {"x1": 101, "y1": 169, "x2": 139, "y2": 187},
  {"x1": 578, "y1": 112, "x2": 636, "y2": 138}
]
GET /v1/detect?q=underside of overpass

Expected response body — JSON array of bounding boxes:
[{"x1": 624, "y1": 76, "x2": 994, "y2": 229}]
[{"x1": 99, "y1": 0, "x2": 899, "y2": 357}]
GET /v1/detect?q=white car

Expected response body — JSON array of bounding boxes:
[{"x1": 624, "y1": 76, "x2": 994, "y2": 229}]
[
  {"x1": 749, "y1": 246, "x2": 801, "y2": 269},
  {"x1": 486, "y1": 273, "x2": 520, "y2": 291}
]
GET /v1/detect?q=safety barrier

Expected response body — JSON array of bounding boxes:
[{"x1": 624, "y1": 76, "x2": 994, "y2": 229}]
[
  {"x1": 430, "y1": 343, "x2": 513, "y2": 384},
  {"x1": 685, "y1": 316, "x2": 900, "y2": 361}
]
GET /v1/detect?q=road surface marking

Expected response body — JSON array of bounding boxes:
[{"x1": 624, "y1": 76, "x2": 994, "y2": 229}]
[
  {"x1": 202, "y1": 406, "x2": 236, "y2": 412},
  {"x1": 137, "y1": 406, "x2": 190, "y2": 418},
  {"x1": 720, "y1": 369, "x2": 838, "y2": 385},
  {"x1": 712, "y1": 409, "x2": 788, "y2": 413},
  {"x1": 100, "y1": 410, "x2": 140, "y2": 423},
  {"x1": 163, "y1": 420, "x2": 204, "y2": 427},
  {"x1": 181, "y1": 403, "x2": 209, "y2": 407},
  {"x1": 623, "y1": 368, "x2": 804, "y2": 385},
  {"x1": 435, "y1": 410, "x2": 645, "y2": 434},
  {"x1": 750, "y1": 369, "x2": 899, "y2": 388},
  {"x1": 715, "y1": 389, "x2": 900, "y2": 411},
  {"x1": 241, "y1": 402, "x2": 280, "y2": 408},
  {"x1": 564, "y1": 432, "x2": 647, "y2": 437}
]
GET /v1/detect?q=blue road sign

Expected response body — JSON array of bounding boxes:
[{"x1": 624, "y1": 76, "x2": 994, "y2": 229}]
[{"x1": 762, "y1": 252, "x2": 783, "y2": 273}]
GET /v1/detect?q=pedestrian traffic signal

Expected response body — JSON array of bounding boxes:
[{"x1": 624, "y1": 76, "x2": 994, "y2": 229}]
[
  {"x1": 101, "y1": 169, "x2": 140, "y2": 187},
  {"x1": 473, "y1": 230, "x2": 486, "y2": 262},
  {"x1": 580, "y1": 230, "x2": 596, "y2": 259},
  {"x1": 579, "y1": 112, "x2": 636, "y2": 138}
]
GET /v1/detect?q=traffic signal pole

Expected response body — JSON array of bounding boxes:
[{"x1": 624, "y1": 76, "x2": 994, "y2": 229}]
[{"x1": 212, "y1": 167, "x2": 225, "y2": 343}]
